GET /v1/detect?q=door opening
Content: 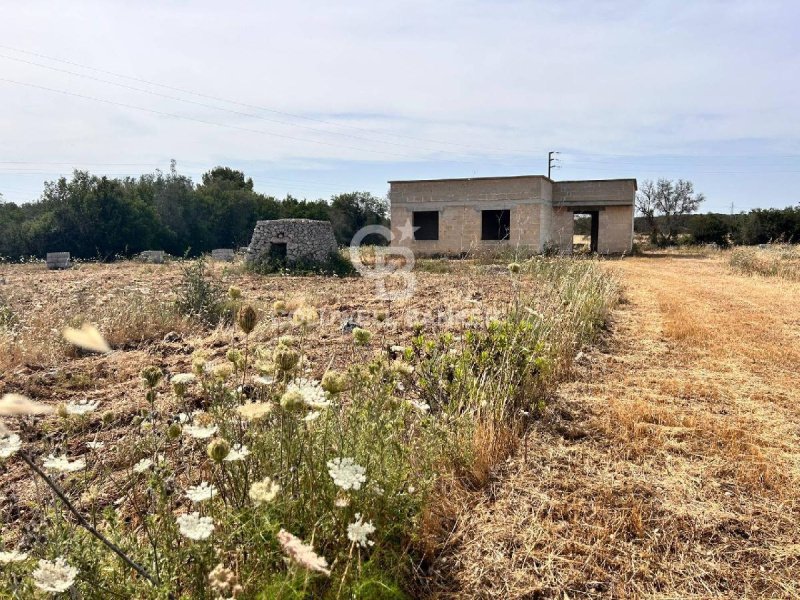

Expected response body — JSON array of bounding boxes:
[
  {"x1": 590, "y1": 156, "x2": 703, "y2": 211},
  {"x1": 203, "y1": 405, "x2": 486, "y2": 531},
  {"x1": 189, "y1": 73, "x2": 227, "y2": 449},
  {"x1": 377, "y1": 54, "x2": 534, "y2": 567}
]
[
  {"x1": 269, "y1": 242, "x2": 288, "y2": 263},
  {"x1": 573, "y1": 211, "x2": 599, "y2": 253}
]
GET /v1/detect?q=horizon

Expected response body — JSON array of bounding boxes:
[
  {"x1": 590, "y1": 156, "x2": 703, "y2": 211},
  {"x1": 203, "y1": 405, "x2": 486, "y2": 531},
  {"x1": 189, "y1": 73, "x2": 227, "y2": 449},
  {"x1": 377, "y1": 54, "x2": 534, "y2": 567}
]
[{"x1": 1, "y1": 1, "x2": 799, "y2": 213}]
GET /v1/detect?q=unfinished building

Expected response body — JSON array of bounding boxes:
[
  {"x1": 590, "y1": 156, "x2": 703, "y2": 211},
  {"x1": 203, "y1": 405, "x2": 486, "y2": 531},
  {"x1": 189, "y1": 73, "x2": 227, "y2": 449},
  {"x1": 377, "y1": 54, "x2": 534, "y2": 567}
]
[{"x1": 388, "y1": 175, "x2": 636, "y2": 255}]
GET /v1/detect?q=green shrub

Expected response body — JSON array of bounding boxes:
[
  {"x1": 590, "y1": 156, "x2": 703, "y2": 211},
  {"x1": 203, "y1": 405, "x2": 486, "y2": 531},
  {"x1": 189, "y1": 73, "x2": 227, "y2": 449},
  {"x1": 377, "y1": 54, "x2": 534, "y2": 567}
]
[
  {"x1": 248, "y1": 251, "x2": 358, "y2": 277},
  {"x1": 175, "y1": 257, "x2": 235, "y2": 325}
]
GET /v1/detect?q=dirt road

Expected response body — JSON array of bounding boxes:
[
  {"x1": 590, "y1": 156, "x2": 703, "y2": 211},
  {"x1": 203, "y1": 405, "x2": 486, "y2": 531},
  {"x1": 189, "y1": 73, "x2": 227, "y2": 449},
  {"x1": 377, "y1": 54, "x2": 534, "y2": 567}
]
[{"x1": 433, "y1": 253, "x2": 800, "y2": 599}]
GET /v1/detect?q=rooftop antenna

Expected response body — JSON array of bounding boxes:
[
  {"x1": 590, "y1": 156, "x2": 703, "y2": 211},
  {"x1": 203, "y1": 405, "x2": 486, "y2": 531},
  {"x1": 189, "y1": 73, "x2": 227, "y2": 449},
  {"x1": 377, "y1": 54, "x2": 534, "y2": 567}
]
[{"x1": 548, "y1": 151, "x2": 560, "y2": 179}]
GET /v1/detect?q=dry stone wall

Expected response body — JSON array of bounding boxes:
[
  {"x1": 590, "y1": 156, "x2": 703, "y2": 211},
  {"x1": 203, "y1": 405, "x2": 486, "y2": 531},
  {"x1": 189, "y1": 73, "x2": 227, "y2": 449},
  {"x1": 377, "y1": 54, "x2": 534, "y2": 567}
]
[{"x1": 245, "y1": 219, "x2": 338, "y2": 265}]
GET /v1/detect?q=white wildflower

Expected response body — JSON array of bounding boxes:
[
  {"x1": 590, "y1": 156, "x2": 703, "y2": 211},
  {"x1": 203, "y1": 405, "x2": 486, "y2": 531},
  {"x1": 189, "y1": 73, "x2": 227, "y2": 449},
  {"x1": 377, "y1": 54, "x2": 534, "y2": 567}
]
[
  {"x1": 133, "y1": 458, "x2": 153, "y2": 473},
  {"x1": 303, "y1": 411, "x2": 321, "y2": 423},
  {"x1": 42, "y1": 454, "x2": 85, "y2": 473},
  {"x1": 277, "y1": 529, "x2": 330, "y2": 576},
  {"x1": 249, "y1": 477, "x2": 280, "y2": 505},
  {"x1": 287, "y1": 378, "x2": 330, "y2": 409},
  {"x1": 185, "y1": 482, "x2": 216, "y2": 504},
  {"x1": 408, "y1": 400, "x2": 430, "y2": 413},
  {"x1": 183, "y1": 424, "x2": 218, "y2": 439},
  {"x1": 177, "y1": 512, "x2": 215, "y2": 541},
  {"x1": 236, "y1": 402, "x2": 273, "y2": 421},
  {"x1": 0, "y1": 550, "x2": 28, "y2": 563},
  {"x1": 327, "y1": 457, "x2": 366, "y2": 491},
  {"x1": 32, "y1": 557, "x2": 78, "y2": 593},
  {"x1": 85, "y1": 441, "x2": 105, "y2": 450},
  {"x1": 171, "y1": 373, "x2": 196, "y2": 385},
  {"x1": 224, "y1": 443, "x2": 250, "y2": 462},
  {"x1": 253, "y1": 375, "x2": 274, "y2": 385},
  {"x1": 65, "y1": 399, "x2": 99, "y2": 416},
  {"x1": 347, "y1": 513, "x2": 376, "y2": 548},
  {"x1": 0, "y1": 433, "x2": 21, "y2": 459}
]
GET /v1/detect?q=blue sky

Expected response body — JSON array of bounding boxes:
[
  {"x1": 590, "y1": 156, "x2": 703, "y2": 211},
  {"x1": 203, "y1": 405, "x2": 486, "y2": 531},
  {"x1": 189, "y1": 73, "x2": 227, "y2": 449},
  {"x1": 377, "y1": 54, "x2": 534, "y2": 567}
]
[{"x1": 0, "y1": 0, "x2": 798, "y2": 212}]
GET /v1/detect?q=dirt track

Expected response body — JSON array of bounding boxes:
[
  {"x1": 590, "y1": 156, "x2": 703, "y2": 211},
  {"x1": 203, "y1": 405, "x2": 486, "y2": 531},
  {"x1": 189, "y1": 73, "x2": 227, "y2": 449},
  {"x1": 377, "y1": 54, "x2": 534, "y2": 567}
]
[{"x1": 433, "y1": 253, "x2": 800, "y2": 599}]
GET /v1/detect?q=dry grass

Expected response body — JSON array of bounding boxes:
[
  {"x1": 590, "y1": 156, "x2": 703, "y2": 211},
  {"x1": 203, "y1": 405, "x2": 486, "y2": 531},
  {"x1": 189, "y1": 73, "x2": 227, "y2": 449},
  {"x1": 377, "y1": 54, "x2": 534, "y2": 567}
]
[
  {"x1": 428, "y1": 252, "x2": 800, "y2": 599},
  {"x1": 729, "y1": 243, "x2": 800, "y2": 280}
]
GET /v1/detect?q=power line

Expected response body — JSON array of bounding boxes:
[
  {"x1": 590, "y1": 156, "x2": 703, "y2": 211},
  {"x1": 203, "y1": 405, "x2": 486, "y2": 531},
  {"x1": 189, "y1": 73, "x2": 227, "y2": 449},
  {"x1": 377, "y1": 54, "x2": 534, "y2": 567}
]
[
  {"x1": 0, "y1": 77, "x2": 426, "y2": 160},
  {"x1": 0, "y1": 44, "x2": 545, "y2": 157},
  {"x1": 0, "y1": 52, "x2": 487, "y2": 158}
]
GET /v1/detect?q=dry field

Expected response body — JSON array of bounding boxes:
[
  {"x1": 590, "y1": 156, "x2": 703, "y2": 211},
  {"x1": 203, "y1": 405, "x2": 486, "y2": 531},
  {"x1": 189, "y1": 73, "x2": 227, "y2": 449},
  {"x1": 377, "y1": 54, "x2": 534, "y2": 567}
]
[
  {"x1": 432, "y1": 251, "x2": 800, "y2": 598},
  {"x1": 0, "y1": 256, "x2": 618, "y2": 597},
  {"x1": 1, "y1": 251, "x2": 798, "y2": 598}
]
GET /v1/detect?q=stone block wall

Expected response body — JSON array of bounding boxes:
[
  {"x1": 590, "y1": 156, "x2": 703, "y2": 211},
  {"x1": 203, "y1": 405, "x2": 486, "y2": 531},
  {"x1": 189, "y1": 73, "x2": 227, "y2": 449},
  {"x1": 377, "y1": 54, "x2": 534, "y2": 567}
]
[
  {"x1": 245, "y1": 219, "x2": 338, "y2": 264},
  {"x1": 389, "y1": 176, "x2": 546, "y2": 255},
  {"x1": 598, "y1": 205, "x2": 634, "y2": 253},
  {"x1": 46, "y1": 252, "x2": 70, "y2": 270},
  {"x1": 389, "y1": 176, "x2": 636, "y2": 256}
]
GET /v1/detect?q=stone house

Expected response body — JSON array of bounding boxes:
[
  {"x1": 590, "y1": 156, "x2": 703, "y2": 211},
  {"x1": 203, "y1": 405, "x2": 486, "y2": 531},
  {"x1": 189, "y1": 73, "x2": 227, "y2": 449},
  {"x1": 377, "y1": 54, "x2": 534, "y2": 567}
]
[{"x1": 388, "y1": 175, "x2": 637, "y2": 255}]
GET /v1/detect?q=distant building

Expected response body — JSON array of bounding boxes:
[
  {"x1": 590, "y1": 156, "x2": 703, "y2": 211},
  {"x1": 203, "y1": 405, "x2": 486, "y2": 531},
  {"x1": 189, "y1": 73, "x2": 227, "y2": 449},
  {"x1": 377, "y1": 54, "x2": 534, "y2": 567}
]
[{"x1": 388, "y1": 175, "x2": 636, "y2": 255}]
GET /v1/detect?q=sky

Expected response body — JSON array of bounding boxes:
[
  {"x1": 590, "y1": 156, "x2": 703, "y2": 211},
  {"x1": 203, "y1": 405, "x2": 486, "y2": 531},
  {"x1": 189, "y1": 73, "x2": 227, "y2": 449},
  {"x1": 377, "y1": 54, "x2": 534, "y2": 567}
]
[{"x1": 0, "y1": 0, "x2": 798, "y2": 213}]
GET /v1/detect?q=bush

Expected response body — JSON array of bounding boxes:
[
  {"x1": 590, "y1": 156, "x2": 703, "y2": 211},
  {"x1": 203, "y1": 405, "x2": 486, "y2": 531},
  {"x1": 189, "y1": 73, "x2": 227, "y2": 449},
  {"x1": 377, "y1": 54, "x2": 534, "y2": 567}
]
[
  {"x1": 691, "y1": 214, "x2": 731, "y2": 247},
  {"x1": 175, "y1": 258, "x2": 236, "y2": 325},
  {"x1": 248, "y1": 251, "x2": 358, "y2": 277}
]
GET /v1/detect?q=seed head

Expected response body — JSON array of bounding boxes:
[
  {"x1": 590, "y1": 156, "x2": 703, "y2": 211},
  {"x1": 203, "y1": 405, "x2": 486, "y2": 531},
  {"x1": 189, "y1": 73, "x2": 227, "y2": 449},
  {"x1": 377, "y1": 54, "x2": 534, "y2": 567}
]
[
  {"x1": 321, "y1": 370, "x2": 349, "y2": 394},
  {"x1": 140, "y1": 366, "x2": 163, "y2": 389},
  {"x1": 207, "y1": 438, "x2": 231, "y2": 463},
  {"x1": 274, "y1": 348, "x2": 300, "y2": 372},
  {"x1": 228, "y1": 286, "x2": 242, "y2": 300},
  {"x1": 280, "y1": 389, "x2": 305, "y2": 412},
  {"x1": 238, "y1": 305, "x2": 258, "y2": 335}
]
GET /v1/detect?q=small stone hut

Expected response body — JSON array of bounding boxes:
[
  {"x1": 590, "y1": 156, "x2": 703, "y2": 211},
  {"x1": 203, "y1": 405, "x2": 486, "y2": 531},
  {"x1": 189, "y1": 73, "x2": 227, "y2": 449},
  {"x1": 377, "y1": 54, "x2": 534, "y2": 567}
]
[{"x1": 245, "y1": 219, "x2": 338, "y2": 265}]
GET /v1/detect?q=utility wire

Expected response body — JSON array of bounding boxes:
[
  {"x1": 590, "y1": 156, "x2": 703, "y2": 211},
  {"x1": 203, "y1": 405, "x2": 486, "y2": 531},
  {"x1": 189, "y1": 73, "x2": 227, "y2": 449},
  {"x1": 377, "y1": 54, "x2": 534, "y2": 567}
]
[
  {"x1": 0, "y1": 52, "x2": 491, "y2": 158},
  {"x1": 0, "y1": 44, "x2": 545, "y2": 157},
  {"x1": 0, "y1": 77, "x2": 427, "y2": 160}
]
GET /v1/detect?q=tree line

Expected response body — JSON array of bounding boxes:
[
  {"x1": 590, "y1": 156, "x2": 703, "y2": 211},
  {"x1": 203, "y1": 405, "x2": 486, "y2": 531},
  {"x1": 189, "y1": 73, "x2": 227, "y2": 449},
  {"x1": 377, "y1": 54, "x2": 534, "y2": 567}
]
[
  {"x1": 0, "y1": 165, "x2": 389, "y2": 260},
  {"x1": 635, "y1": 178, "x2": 799, "y2": 247}
]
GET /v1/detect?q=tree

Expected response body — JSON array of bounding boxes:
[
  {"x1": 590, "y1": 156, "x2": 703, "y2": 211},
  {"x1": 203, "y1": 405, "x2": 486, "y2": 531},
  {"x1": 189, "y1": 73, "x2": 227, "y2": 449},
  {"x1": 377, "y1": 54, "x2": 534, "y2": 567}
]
[
  {"x1": 690, "y1": 213, "x2": 730, "y2": 247},
  {"x1": 635, "y1": 180, "x2": 660, "y2": 243},
  {"x1": 636, "y1": 178, "x2": 705, "y2": 245}
]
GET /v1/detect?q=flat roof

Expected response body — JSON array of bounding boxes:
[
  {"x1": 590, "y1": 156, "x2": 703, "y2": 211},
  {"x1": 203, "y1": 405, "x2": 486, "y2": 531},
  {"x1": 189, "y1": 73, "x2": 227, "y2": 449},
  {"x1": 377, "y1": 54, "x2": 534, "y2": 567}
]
[
  {"x1": 388, "y1": 175, "x2": 637, "y2": 188},
  {"x1": 388, "y1": 174, "x2": 551, "y2": 184}
]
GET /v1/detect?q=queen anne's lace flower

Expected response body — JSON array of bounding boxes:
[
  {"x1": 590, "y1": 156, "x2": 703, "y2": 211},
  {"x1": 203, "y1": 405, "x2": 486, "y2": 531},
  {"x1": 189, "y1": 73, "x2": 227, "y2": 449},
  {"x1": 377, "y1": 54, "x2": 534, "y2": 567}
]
[
  {"x1": 236, "y1": 402, "x2": 273, "y2": 421},
  {"x1": 347, "y1": 513, "x2": 376, "y2": 548},
  {"x1": 277, "y1": 529, "x2": 330, "y2": 576},
  {"x1": 0, "y1": 433, "x2": 21, "y2": 459},
  {"x1": 177, "y1": 512, "x2": 215, "y2": 540},
  {"x1": 249, "y1": 477, "x2": 280, "y2": 505},
  {"x1": 65, "y1": 399, "x2": 99, "y2": 416},
  {"x1": 303, "y1": 411, "x2": 321, "y2": 423},
  {"x1": 326, "y1": 457, "x2": 366, "y2": 491},
  {"x1": 32, "y1": 557, "x2": 78, "y2": 593},
  {"x1": 408, "y1": 400, "x2": 430, "y2": 413},
  {"x1": 183, "y1": 424, "x2": 218, "y2": 439},
  {"x1": 208, "y1": 563, "x2": 243, "y2": 599},
  {"x1": 0, "y1": 550, "x2": 28, "y2": 563},
  {"x1": 171, "y1": 373, "x2": 196, "y2": 385},
  {"x1": 224, "y1": 443, "x2": 250, "y2": 462},
  {"x1": 185, "y1": 482, "x2": 216, "y2": 503},
  {"x1": 42, "y1": 454, "x2": 85, "y2": 473},
  {"x1": 287, "y1": 378, "x2": 330, "y2": 409}
]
